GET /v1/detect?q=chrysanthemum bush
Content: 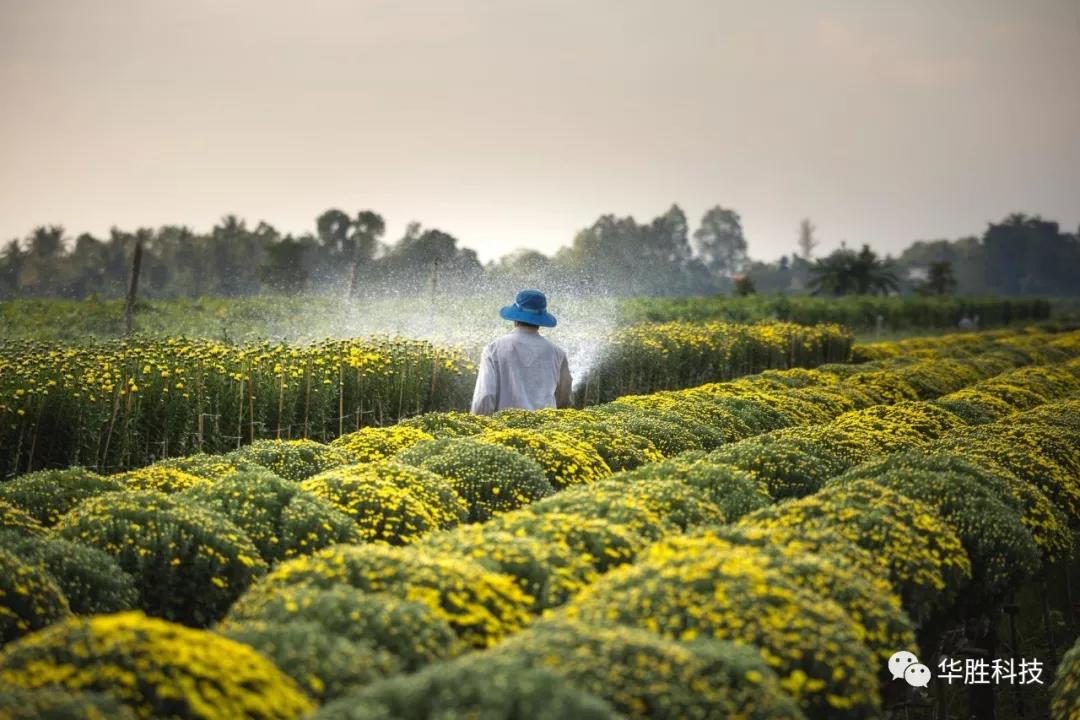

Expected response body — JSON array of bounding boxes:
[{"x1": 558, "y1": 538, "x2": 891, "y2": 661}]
[
  {"x1": 538, "y1": 417, "x2": 663, "y2": 471},
  {"x1": 314, "y1": 652, "x2": 619, "y2": 720},
  {"x1": 566, "y1": 540, "x2": 881, "y2": 720},
  {"x1": 617, "y1": 452, "x2": 772, "y2": 521},
  {"x1": 0, "y1": 685, "x2": 138, "y2": 720},
  {"x1": 859, "y1": 449, "x2": 1072, "y2": 563},
  {"x1": 834, "y1": 465, "x2": 1042, "y2": 600},
  {"x1": 52, "y1": 491, "x2": 266, "y2": 626},
  {"x1": 477, "y1": 427, "x2": 611, "y2": 489},
  {"x1": 396, "y1": 438, "x2": 554, "y2": 521},
  {"x1": 610, "y1": 392, "x2": 755, "y2": 446},
  {"x1": 0, "y1": 530, "x2": 138, "y2": 615},
  {"x1": 0, "y1": 467, "x2": 121, "y2": 527},
  {"x1": 419, "y1": 524, "x2": 597, "y2": 611},
  {"x1": 234, "y1": 543, "x2": 533, "y2": 648},
  {"x1": 590, "y1": 409, "x2": 704, "y2": 456},
  {"x1": 0, "y1": 498, "x2": 47, "y2": 537},
  {"x1": 0, "y1": 611, "x2": 313, "y2": 719},
  {"x1": 398, "y1": 410, "x2": 499, "y2": 437},
  {"x1": 523, "y1": 484, "x2": 673, "y2": 541},
  {"x1": 329, "y1": 425, "x2": 434, "y2": 462},
  {"x1": 580, "y1": 319, "x2": 852, "y2": 403},
  {"x1": 0, "y1": 547, "x2": 70, "y2": 644},
  {"x1": 1051, "y1": 635, "x2": 1080, "y2": 720},
  {"x1": 937, "y1": 416, "x2": 1080, "y2": 523},
  {"x1": 530, "y1": 476, "x2": 725, "y2": 534},
  {"x1": 153, "y1": 452, "x2": 252, "y2": 479},
  {"x1": 487, "y1": 509, "x2": 651, "y2": 573},
  {"x1": 485, "y1": 617, "x2": 806, "y2": 720},
  {"x1": 742, "y1": 480, "x2": 972, "y2": 626},
  {"x1": 595, "y1": 401, "x2": 731, "y2": 451},
  {"x1": 223, "y1": 582, "x2": 461, "y2": 671},
  {"x1": 225, "y1": 439, "x2": 352, "y2": 482},
  {"x1": 180, "y1": 469, "x2": 360, "y2": 562},
  {"x1": 111, "y1": 466, "x2": 212, "y2": 494},
  {"x1": 707, "y1": 431, "x2": 851, "y2": 500},
  {"x1": 219, "y1": 619, "x2": 399, "y2": 703},
  {"x1": 690, "y1": 525, "x2": 914, "y2": 666},
  {"x1": 300, "y1": 461, "x2": 466, "y2": 544}
]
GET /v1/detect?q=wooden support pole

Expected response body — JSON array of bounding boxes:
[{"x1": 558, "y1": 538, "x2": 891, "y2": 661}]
[{"x1": 124, "y1": 241, "x2": 143, "y2": 335}]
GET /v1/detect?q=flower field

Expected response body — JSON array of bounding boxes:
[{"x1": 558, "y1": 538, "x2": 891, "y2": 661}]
[
  {"x1": 0, "y1": 321, "x2": 852, "y2": 476},
  {"x1": 1, "y1": 325, "x2": 1080, "y2": 718}
]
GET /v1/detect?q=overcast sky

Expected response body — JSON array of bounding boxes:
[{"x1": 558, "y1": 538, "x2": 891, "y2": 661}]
[{"x1": 1, "y1": 0, "x2": 1078, "y2": 263}]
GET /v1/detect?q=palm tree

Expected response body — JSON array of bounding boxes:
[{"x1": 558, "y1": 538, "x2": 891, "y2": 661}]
[{"x1": 809, "y1": 244, "x2": 899, "y2": 296}]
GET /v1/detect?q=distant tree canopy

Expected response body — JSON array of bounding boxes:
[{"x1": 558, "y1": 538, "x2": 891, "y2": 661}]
[
  {"x1": 808, "y1": 244, "x2": 900, "y2": 297},
  {"x1": 0, "y1": 209, "x2": 1076, "y2": 300}
]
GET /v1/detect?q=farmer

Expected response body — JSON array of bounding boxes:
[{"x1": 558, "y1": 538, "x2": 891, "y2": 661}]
[{"x1": 470, "y1": 289, "x2": 573, "y2": 415}]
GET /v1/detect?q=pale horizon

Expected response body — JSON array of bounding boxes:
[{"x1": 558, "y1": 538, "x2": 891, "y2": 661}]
[{"x1": 1, "y1": 0, "x2": 1078, "y2": 263}]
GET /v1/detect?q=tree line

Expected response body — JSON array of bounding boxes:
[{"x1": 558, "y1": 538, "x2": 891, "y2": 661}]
[{"x1": 1, "y1": 206, "x2": 1077, "y2": 299}]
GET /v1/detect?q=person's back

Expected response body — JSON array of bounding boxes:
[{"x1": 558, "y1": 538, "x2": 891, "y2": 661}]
[{"x1": 470, "y1": 290, "x2": 573, "y2": 415}]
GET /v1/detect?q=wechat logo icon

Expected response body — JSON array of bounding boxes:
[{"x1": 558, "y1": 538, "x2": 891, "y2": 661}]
[{"x1": 890, "y1": 651, "x2": 931, "y2": 688}]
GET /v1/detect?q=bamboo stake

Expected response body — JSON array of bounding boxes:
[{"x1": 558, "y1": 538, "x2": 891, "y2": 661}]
[{"x1": 124, "y1": 241, "x2": 142, "y2": 336}]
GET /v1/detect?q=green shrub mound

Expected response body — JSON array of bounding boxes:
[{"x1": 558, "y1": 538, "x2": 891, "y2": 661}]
[
  {"x1": 567, "y1": 541, "x2": 880, "y2": 720},
  {"x1": 300, "y1": 462, "x2": 466, "y2": 545},
  {"x1": 225, "y1": 439, "x2": 353, "y2": 482},
  {"x1": 182, "y1": 469, "x2": 360, "y2": 562},
  {"x1": 707, "y1": 395, "x2": 793, "y2": 435},
  {"x1": 933, "y1": 391, "x2": 1013, "y2": 425},
  {"x1": 477, "y1": 428, "x2": 612, "y2": 489},
  {"x1": 0, "y1": 612, "x2": 313, "y2": 720},
  {"x1": 1051, "y1": 635, "x2": 1080, "y2": 720},
  {"x1": 419, "y1": 525, "x2": 597, "y2": 611},
  {"x1": 398, "y1": 411, "x2": 499, "y2": 437},
  {"x1": 313, "y1": 653, "x2": 619, "y2": 720},
  {"x1": 487, "y1": 510, "x2": 650, "y2": 573},
  {"x1": 153, "y1": 452, "x2": 260, "y2": 479},
  {"x1": 220, "y1": 620, "x2": 399, "y2": 703},
  {"x1": 846, "y1": 449, "x2": 1071, "y2": 562},
  {"x1": 396, "y1": 438, "x2": 554, "y2": 522},
  {"x1": 235, "y1": 544, "x2": 533, "y2": 648},
  {"x1": 679, "y1": 527, "x2": 916, "y2": 667},
  {"x1": 833, "y1": 467, "x2": 1041, "y2": 599},
  {"x1": 0, "y1": 685, "x2": 138, "y2": 720},
  {"x1": 743, "y1": 480, "x2": 972, "y2": 625},
  {"x1": 534, "y1": 477, "x2": 724, "y2": 534},
  {"x1": 0, "y1": 468, "x2": 121, "y2": 527},
  {"x1": 0, "y1": 547, "x2": 70, "y2": 644},
  {"x1": 0, "y1": 531, "x2": 137, "y2": 614},
  {"x1": 589, "y1": 409, "x2": 703, "y2": 456},
  {"x1": 540, "y1": 418, "x2": 662, "y2": 471},
  {"x1": 937, "y1": 423, "x2": 1080, "y2": 522},
  {"x1": 524, "y1": 485, "x2": 673, "y2": 541},
  {"x1": 0, "y1": 499, "x2": 46, "y2": 537},
  {"x1": 53, "y1": 491, "x2": 267, "y2": 626},
  {"x1": 608, "y1": 395, "x2": 753, "y2": 449},
  {"x1": 619, "y1": 453, "x2": 772, "y2": 521},
  {"x1": 489, "y1": 618, "x2": 806, "y2": 720},
  {"x1": 224, "y1": 582, "x2": 461, "y2": 671},
  {"x1": 834, "y1": 401, "x2": 963, "y2": 444},
  {"x1": 111, "y1": 466, "x2": 211, "y2": 494},
  {"x1": 707, "y1": 432, "x2": 849, "y2": 500},
  {"x1": 329, "y1": 425, "x2": 434, "y2": 463}
]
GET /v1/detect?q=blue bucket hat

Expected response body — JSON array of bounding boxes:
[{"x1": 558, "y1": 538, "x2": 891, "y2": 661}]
[{"x1": 500, "y1": 289, "x2": 557, "y2": 328}]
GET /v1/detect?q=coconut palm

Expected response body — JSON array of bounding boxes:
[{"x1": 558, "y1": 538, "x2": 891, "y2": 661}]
[{"x1": 809, "y1": 244, "x2": 899, "y2": 296}]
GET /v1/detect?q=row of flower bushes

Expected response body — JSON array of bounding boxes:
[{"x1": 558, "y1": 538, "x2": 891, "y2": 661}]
[
  {"x1": 0, "y1": 321, "x2": 856, "y2": 477},
  {"x1": 0, "y1": 327, "x2": 1077, "y2": 718}
]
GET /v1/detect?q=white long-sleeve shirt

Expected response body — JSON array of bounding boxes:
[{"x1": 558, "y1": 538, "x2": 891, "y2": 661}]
[{"x1": 470, "y1": 326, "x2": 573, "y2": 415}]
